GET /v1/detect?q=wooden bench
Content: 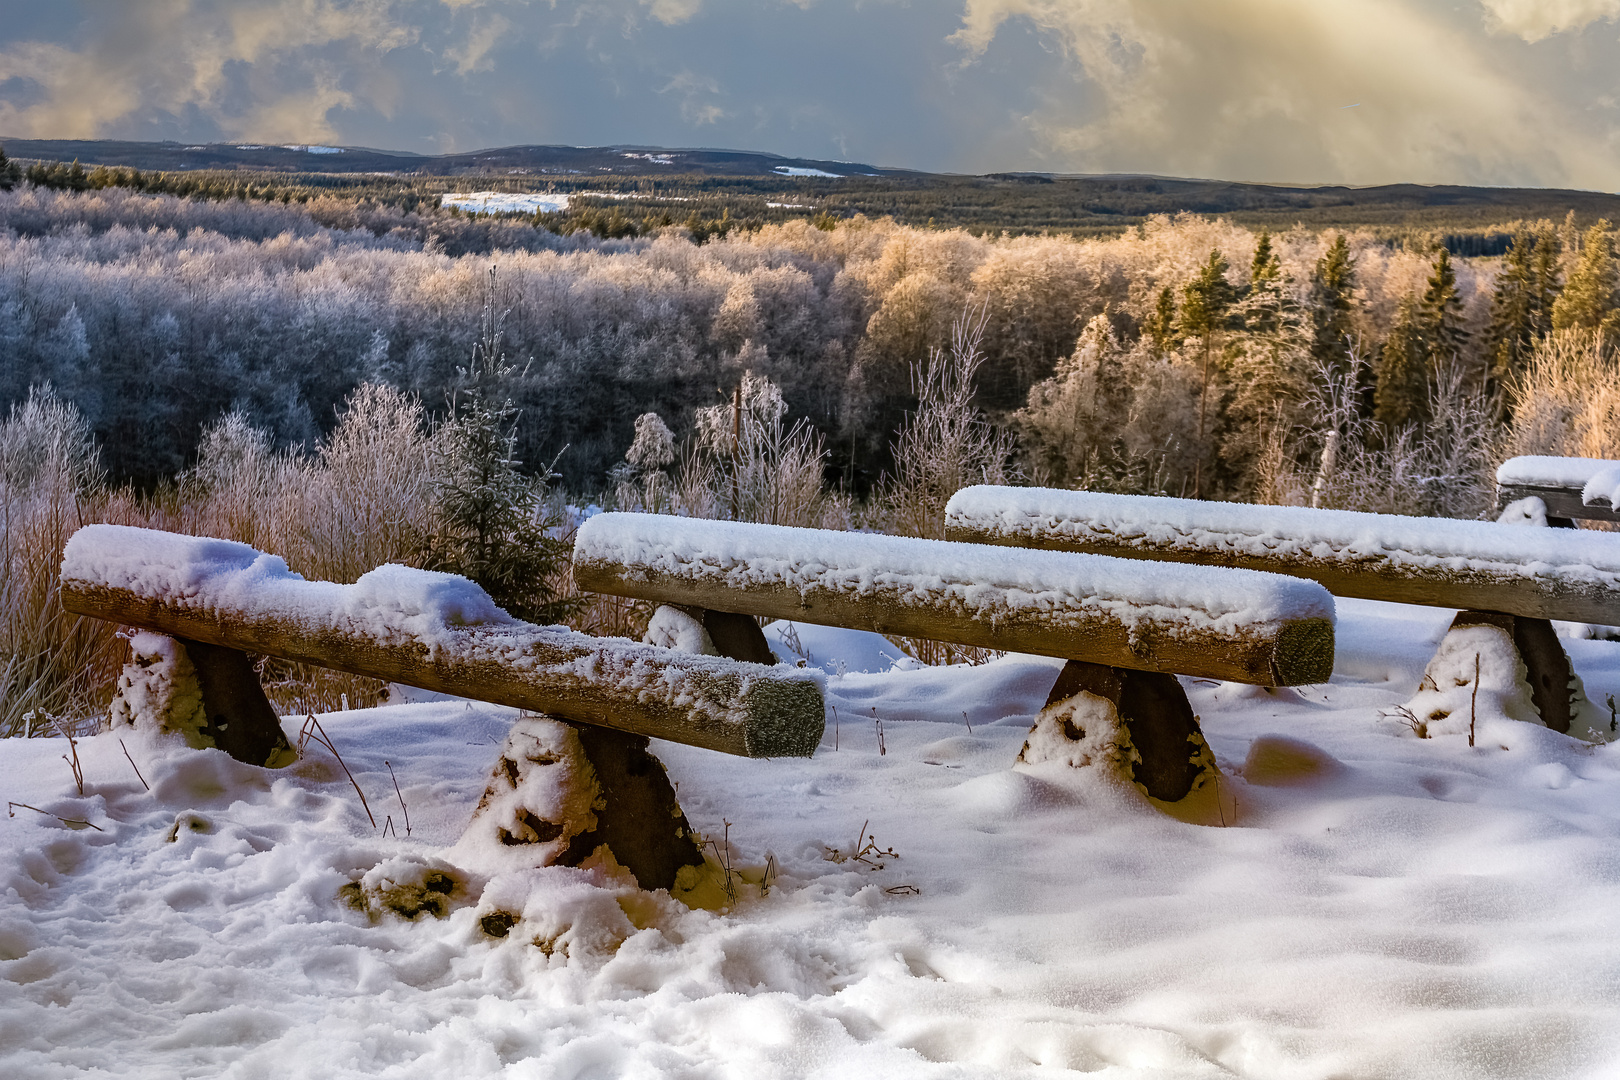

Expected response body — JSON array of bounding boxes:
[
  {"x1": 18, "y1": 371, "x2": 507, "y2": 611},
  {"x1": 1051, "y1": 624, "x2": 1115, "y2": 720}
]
[
  {"x1": 62, "y1": 525, "x2": 825, "y2": 889},
  {"x1": 572, "y1": 512, "x2": 1336, "y2": 814},
  {"x1": 945, "y1": 486, "x2": 1620, "y2": 734},
  {"x1": 1496, "y1": 456, "x2": 1620, "y2": 528}
]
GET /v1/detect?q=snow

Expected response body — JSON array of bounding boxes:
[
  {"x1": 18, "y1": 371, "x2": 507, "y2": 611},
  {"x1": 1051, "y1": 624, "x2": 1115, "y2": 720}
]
[
  {"x1": 575, "y1": 512, "x2": 1335, "y2": 648},
  {"x1": 281, "y1": 145, "x2": 345, "y2": 154},
  {"x1": 772, "y1": 167, "x2": 842, "y2": 178},
  {"x1": 947, "y1": 485, "x2": 1620, "y2": 588},
  {"x1": 1497, "y1": 455, "x2": 1620, "y2": 508},
  {"x1": 5, "y1": 601, "x2": 1620, "y2": 1076},
  {"x1": 440, "y1": 192, "x2": 573, "y2": 215}
]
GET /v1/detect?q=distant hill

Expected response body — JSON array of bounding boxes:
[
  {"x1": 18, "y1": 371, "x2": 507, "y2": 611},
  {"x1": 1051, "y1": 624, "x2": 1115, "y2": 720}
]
[
  {"x1": 5, "y1": 137, "x2": 1620, "y2": 235},
  {"x1": 0, "y1": 138, "x2": 893, "y2": 179}
]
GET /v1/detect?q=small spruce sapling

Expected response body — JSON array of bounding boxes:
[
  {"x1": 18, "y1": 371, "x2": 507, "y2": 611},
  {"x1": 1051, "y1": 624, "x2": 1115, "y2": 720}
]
[{"x1": 422, "y1": 268, "x2": 579, "y2": 624}]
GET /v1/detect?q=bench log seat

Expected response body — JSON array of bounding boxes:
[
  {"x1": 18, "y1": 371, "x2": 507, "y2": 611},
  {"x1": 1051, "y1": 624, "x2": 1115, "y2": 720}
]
[
  {"x1": 573, "y1": 512, "x2": 1336, "y2": 809},
  {"x1": 62, "y1": 524, "x2": 826, "y2": 889},
  {"x1": 945, "y1": 486, "x2": 1620, "y2": 733},
  {"x1": 1496, "y1": 456, "x2": 1620, "y2": 527}
]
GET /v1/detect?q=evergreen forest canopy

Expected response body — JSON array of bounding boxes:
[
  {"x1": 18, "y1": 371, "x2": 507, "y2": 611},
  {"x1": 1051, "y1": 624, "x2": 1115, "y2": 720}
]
[{"x1": 1, "y1": 142, "x2": 1618, "y2": 520}]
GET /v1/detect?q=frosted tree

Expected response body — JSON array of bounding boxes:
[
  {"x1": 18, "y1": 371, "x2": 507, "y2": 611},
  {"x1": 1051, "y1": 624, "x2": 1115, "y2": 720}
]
[
  {"x1": 610, "y1": 412, "x2": 677, "y2": 513},
  {"x1": 880, "y1": 308, "x2": 1015, "y2": 538}
]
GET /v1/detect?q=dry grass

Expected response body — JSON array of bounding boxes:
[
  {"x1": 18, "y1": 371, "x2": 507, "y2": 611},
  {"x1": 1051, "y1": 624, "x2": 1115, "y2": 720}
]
[{"x1": 1504, "y1": 328, "x2": 1620, "y2": 462}]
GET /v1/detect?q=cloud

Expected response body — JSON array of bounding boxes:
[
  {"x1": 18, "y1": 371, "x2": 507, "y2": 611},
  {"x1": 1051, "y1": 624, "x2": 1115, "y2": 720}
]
[
  {"x1": 950, "y1": 0, "x2": 1620, "y2": 188},
  {"x1": 643, "y1": 0, "x2": 703, "y2": 26},
  {"x1": 0, "y1": 0, "x2": 1616, "y2": 188},
  {"x1": 660, "y1": 69, "x2": 726, "y2": 124},
  {"x1": 0, "y1": 0, "x2": 418, "y2": 142},
  {"x1": 1479, "y1": 0, "x2": 1620, "y2": 42},
  {"x1": 444, "y1": 11, "x2": 510, "y2": 74}
]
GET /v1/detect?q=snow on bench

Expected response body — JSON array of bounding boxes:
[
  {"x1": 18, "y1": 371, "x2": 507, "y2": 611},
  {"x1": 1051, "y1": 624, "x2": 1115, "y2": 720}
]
[
  {"x1": 1496, "y1": 456, "x2": 1620, "y2": 526},
  {"x1": 61, "y1": 525, "x2": 825, "y2": 761},
  {"x1": 574, "y1": 512, "x2": 1337, "y2": 818},
  {"x1": 572, "y1": 512, "x2": 1336, "y2": 687},
  {"x1": 945, "y1": 487, "x2": 1620, "y2": 625},
  {"x1": 945, "y1": 486, "x2": 1620, "y2": 735}
]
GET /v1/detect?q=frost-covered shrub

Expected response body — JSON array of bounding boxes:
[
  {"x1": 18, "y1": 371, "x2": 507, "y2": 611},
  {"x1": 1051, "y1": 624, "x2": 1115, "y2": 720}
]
[
  {"x1": 878, "y1": 309, "x2": 1015, "y2": 539},
  {"x1": 676, "y1": 372, "x2": 848, "y2": 529}
]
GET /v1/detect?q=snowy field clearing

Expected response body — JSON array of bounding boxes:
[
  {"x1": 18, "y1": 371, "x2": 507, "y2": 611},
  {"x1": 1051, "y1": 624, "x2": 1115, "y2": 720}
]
[
  {"x1": 440, "y1": 192, "x2": 575, "y2": 215},
  {"x1": 4, "y1": 599, "x2": 1620, "y2": 1078}
]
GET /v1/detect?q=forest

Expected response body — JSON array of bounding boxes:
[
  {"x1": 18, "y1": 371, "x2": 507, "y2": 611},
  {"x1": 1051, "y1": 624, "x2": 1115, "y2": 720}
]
[{"x1": 2, "y1": 166, "x2": 1617, "y2": 736}]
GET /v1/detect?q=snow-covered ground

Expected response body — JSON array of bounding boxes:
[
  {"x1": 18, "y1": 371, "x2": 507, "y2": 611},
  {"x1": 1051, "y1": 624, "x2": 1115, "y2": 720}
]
[
  {"x1": 440, "y1": 192, "x2": 574, "y2": 215},
  {"x1": 4, "y1": 598, "x2": 1620, "y2": 1078}
]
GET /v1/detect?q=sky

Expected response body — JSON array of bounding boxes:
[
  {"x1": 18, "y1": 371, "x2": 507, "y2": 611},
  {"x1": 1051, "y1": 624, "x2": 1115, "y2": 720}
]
[{"x1": 1, "y1": 0, "x2": 1618, "y2": 189}]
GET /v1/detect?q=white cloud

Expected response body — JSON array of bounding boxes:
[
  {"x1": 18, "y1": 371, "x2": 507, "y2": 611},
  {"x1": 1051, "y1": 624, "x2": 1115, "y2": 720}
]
[
  {"x1": 950, "y1": 0, "x2": 1620, "y2": 188},
  {"x1": 643, "y1": 0, "x2": 703, "y2": 25},
  {"x1": 0, "y1": 0, "x2": 418, "y2": 142},
  {"x1": 1479, "y1": 0, "x2": 1620, "y2": 42}
]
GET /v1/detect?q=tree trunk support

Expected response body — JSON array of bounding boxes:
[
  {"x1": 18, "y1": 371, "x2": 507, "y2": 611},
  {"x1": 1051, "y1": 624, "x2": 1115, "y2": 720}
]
[
  {"x1": 1447, "y1": 610, "x2": 1574, "y2": 734},
  {"x1": 1043, "y1": 660, "x2": 1207, "y2": 802},
  {"x1": 559, "y1": 724, "x2": 706, "y2": 891},
  {"x1": 178, "y1": 638, "x2": 296, "y2": 768},
  {"x1": 696, "y1": 608, "x2": 777, "y2": 665}
]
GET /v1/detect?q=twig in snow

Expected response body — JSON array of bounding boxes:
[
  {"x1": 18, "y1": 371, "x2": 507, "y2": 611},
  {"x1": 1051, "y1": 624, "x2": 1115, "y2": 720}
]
[
  {"x1": 52, "y1": 716, "x2": 84, "y2": 796},
  {"x1": 382, "y1": 815, "x2": 397, "y2": 838},
  {"x1": 1469, "y1": 652, "x2": 1480, "y2": 748},
  {"x1": 962, "y1": 710, "x2": 972, "y2": 735},
  {"x1": 8, "y1": 802, "x2": 102, "y2": 831},
  {"x1": 884, "y1": 884, "x2": 920, "y2": 895},
  {"x1": 1607, "y1": 694, "x2": 1616, "y2": 735},
  {"x1": 119, "y1": 740, "x2": 149, "y2": 791},
  {"x1": 702, "y1": 820, "x2": 738, "y2": 905},
  {"x1": 385, "y1": 760, "x2": 411, "y2": 836},
  {"x1": 872, "y1": 708, "x2": 885, "y2": 756},
  {"x1": 1384, "y1": 704, "x2": 1428, "y2": 739},
  {"x1": 850, "y1": 819, "x2": 899, "y2": 869},
  {"x1": 760, "y1": 853, "x2": 777, "y2": 897},
  {"x1": 297, "y1": 714, "x2": 376, "y2": 828},
  {"x1": 831, "y1": 705, "x2": 838, "y2": 751}
]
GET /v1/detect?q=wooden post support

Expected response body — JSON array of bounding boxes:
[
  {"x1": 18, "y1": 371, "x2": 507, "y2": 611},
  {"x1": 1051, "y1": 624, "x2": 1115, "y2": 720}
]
[
  {"x1": 560, "y1": 724, "x2": 706, "y2": 890},
  {"x1": 1038, "y1": 660, "x2": 1210, "y2": 802},
  {"x1": 697, "y1": 609, "x2": 776, "y2": 665},
  {"x1": 464, "y1": 713, "x2": 704, "y2": 892},
  {"x1": 180, "y1": 638, "x2": 297, "y2": 768},
  {"x1": 1448, "y1": 610, "x2": 1574, "y2": 734}
]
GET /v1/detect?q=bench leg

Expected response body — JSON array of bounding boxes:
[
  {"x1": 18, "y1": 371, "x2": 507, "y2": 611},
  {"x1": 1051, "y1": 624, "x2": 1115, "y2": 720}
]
[
  {"x1": 1032, "y1": 661, "x2": 1212, "y2": 802},
  {"x1": 699, "y1": 609, "x2": 777, "y2": 665},
  {"x1": 464, "y1": 713, "x2": 705, "y2": 892},
  {"x1": 108, "y1": 631, "x2": 295, "y2": 768},
  {"x1": 1441, "y1": 611, "x2": 1576, "y2": 734},
  {"x1": 645, "y1": 604, "x2": 777, "y2": 665},
  {"x1": 181, "y1": 639, "x2": 297, "y2": 768},
  {"x1": 1022, "y1": 661, "x2": 1230, "y2": 825}
]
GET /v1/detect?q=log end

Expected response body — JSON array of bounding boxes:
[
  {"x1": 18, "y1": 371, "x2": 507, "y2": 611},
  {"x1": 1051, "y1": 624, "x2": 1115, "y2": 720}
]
[
  {"x1": 739, "y1": 676, "x2": 826, "y2": 758},
  {"x1": 1270, "y1": 617, "x2": 1336, "y2": 686}
]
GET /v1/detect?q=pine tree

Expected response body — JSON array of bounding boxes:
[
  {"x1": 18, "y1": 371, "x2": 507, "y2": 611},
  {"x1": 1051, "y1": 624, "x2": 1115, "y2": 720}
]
[
  {"x1": 421, "y1": 268, "x2": 577, "y2": 625},
  {"x1": 1376, "y1": 294, "x2": 1429, "y2": 429},
  {"x1": 1486, "y1": 224, "x2": 1560, "y2": 405},
  {"x1": 1420, "y1": 247, "x2": 1468, "y2": 364},
  {"x1": 1551, "y1": 221, "x2": 1619, "y2": 343},
  {"x1": 1146, "y1": 286, "x2": 1178, "y2": 353},
  {"x1": 1243, "y1": 229, "x2": 1284, "y2": 333},
  {"x1": 0, "y1": 144, "x2": 19, "y2": 191},
  {"x1": 1309, "y1": 233, "x2": 1357, "y2": 380},
  {"x1": 1180, "y1": 250, "x2": 1236, "y2": 498}
]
